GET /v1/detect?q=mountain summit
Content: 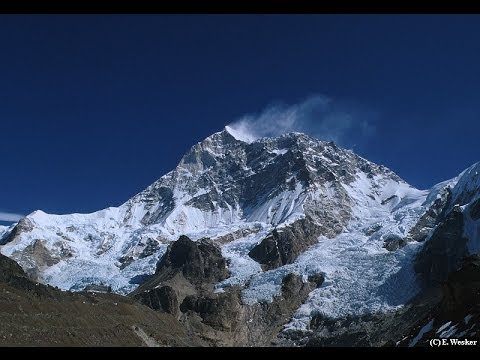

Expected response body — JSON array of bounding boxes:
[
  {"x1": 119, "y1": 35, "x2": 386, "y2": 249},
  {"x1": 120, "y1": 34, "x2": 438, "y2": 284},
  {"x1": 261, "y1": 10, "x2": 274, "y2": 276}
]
[{"x1": 1, "y1": 128, "x2": 479, "y2": 342}]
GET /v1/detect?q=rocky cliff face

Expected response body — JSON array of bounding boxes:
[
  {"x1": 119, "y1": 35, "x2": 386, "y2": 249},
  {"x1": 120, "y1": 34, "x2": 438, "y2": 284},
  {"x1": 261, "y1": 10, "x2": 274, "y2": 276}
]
[
  {"x1": 415, "y1": 206, "x2": 469, "y2": 286},
  {"x1": 414, "y1": 163, "x2": 480, "y2": 286},
  {"x1": 131, "y1": 235, "x2": 324, "y2": 346},
  {"x1": 397, "y1": 255, "x2": 480, "y2": 347}
]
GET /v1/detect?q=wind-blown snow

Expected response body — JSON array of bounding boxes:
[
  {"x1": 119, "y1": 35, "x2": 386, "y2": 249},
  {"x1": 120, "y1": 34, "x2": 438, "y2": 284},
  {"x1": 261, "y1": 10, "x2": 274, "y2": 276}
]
[{"x1": 225, "y1": 125, "x2": 256, "y2": 143}]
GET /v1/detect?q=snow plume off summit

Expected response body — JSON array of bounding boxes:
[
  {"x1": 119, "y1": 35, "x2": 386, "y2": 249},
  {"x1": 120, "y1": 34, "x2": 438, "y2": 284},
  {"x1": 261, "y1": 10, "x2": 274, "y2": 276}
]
[{"x1": 225, "y1": 95, "x2": 376, "y2": 147}]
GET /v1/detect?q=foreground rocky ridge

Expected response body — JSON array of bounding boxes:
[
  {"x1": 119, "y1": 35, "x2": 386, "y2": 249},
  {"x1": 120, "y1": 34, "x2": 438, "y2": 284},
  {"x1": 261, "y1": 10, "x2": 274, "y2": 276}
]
[{"x1": 0, "y1": 253, "x2": 203, "y2": 346}]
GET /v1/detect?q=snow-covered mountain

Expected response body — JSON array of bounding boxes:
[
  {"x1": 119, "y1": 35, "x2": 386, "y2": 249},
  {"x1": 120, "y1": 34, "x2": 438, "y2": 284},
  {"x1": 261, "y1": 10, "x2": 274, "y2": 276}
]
[
  {"x1": 1, "y1": 127, "x2": 479, "y2": 336},
  {"x1": 449, "y1": 163, "x2": 480, "y2": 254},
  {"x1": 0, "y1": 225, "x2": 9, "y2": 240}
]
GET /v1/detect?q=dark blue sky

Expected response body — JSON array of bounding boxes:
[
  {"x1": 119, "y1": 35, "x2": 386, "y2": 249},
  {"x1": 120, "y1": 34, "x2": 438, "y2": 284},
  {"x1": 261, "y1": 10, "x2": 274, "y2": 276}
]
[{"x1": 1, "y1": 15, "x2": 479, "y2": 221}]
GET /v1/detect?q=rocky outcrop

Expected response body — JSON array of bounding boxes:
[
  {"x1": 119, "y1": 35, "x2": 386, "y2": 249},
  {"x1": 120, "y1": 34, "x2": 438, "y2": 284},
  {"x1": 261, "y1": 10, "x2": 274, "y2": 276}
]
[
  {"x1": 396, "y1": 255, "x2": 480, "y2": 347},
  {"x1": 155, "y1": 235, "x2": 229, "y2": 287},
  {"x1": 407, "y1": 188, "x2": 451, "y2": 242},
  {"x1": 441, "y1": 255, "x2": 480, "y2": 316},
  {"x1": 283, "y1": 283, "x2": 442, "y2": 347},
  {"x1": 209, "y1": 225, "x2": 262, "y2": 245},
  {"x1": 415, "y1": 205, "x2": 469, "y2": 286},
  {"x1": 180, "y1": 289, "x2": 243, "y2": 331},
  {"x1": 177, "y1": 273, "x2": 321, "y2": 346},
  {"x1": 134, "y1": 285, "x2": 179, "y2": 316},
  {"x1": 383, "y1": 234, "x2": 407, "y2": 252},
  {"x1": 7, "y1": 239, "x2": 66, "y2": 281},
  {"x1": 307, "y1": 273, "x2": 325, "y2": 288},
  {"x1": 244, "y1": 273, "x2": 326, "y2": 346},
  {"x1": 248, "y1": 217, "x2": 322, "y2": 270},
  {"x1": 139, "y1": 238, "x2": 161, "y2": 258},
  {"x1": 0, "y1": 218, "x2": 33, "y2": 245},
  {"x1": 131, "y1": 230, "x2": 324, "y2": 345},
  {"x1": 301, "y1": 308, "x2": 433, "y2": 347},
  {"x1": 470, "y1": 198, "x2": 480, "y2": 220},
  {"x1": 0, "y1": 253, "x2": 29, "y2": 283},
  {"x1": 381, "y1": 195, "x2": 397, "y2": 205},
  {"x1": 131, "y1": 235, "x2": 230, "y2": 317},
  {"x1": 364, "y1": 223, "x2": 382, "y2": 236}
]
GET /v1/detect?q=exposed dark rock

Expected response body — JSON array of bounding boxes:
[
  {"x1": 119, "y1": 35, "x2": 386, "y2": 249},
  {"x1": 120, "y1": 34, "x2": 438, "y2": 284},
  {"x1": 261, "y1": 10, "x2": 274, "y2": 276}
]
[
  {"x1": 0, "y1": 218, "x2": 33, "y2": 245},
  {"x1": 396, "y1": 255, "x2": 480, "y2": 347},
  {"x1": 176, "y1": 272, "x2": 317, "y2": 346},
  {"x1": 407, "y1": 190, "x2": 451, "y2": 242},
  {"x1": 131, "y1": 235, "x2": 230, "y2": 317},
  {"x1": 415, "y1": 206, "x2": 469, "y2": 287},
  {"x1": 243, "y1": 273, "x2": 316, "y2": 346},
  {"x1": 305, "y1": 319, "x2": 380, "y2": 346},
  {"x1": 383, "y1": 234, "x2": 407, "y2": 252},
  {"x1": 180, "y1": 289, "x2": 242, "y2": 331},
  {"x1": 139, "y1": 238, "x2": 160, "y2": 259},
  {"x1": 185, "y1": 192, "x2": 219, "y2": 212},
  {"x1": 248, "y1": 217, "x2": 321, "y2": 270},
  {"x1": 138, "y1": 187, "x2": 175, "y2": 226},
  {"x1": 155, "y1": 235, "x2": 229, "y2": 286},
  {"x1": 211, "y1": 225, "x2": 262, "y2": 245},
  {"x1": 282, "y1": 273, "x2": 304, "y2": 296},
  {"x1": 131, "y1": 229, "x2": 321, "y2": 346},
  {"x1": 65, "y1": 225, "x2": 77, "y2": 232},
  {"x1": 308, "y1": 273, "x2": 325, "y2": 288},
  {"x1": 118, "y1": 255, "x2": 134, "y2": 270},
  {"x1": 0, "y1": 253, "x2": 57, "y2": 298},
  {"x1": 296, "y1": 293, "x2": 441, "y2": 348},
  {"x1": 470, "y1": 198, "x2": 480, "y2": 220},
  {"x1": 8, "y1": 239, "x2": 61, "y2": 281},
  {"x1": 0, "y1": 253, "x2": 28, "y2": 283},
  {"x1": 381, "y1": 195, "x2": 397, "y2": 205},
  {"x1": 134, "y1": 285, "x2": 179, "y2": 316},
  {"x1": 248, "y1": 234, "x2": 279, "y2": 269},
  {"x1": 364, "y1": 223, "x2": 382, "y2": 236},
  {"x1": 440, "y1": 255, "x2": 480, "y2": 316}
]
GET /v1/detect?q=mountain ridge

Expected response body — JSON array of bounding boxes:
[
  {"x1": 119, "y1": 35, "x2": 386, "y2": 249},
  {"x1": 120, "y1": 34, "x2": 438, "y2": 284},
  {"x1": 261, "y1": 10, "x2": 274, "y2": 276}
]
[{"x1": 1, "y1": 128, "x2": 479, "y2": 344}]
